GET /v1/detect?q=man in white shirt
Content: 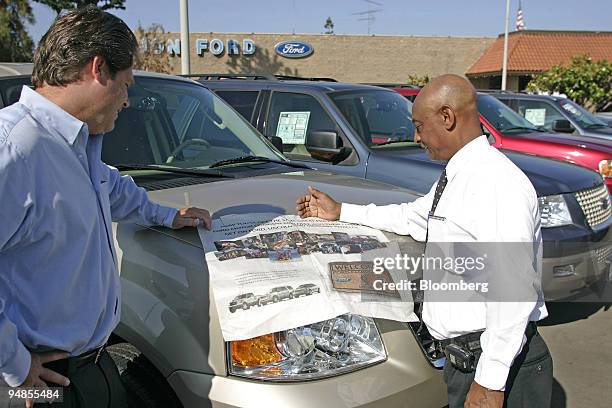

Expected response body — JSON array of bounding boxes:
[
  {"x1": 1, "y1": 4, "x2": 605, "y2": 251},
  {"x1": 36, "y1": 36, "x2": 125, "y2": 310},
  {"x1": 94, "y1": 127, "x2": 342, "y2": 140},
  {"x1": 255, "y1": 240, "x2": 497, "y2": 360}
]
[{"x1": 296, "y1": 75, "x2": 552, "y2": 408}]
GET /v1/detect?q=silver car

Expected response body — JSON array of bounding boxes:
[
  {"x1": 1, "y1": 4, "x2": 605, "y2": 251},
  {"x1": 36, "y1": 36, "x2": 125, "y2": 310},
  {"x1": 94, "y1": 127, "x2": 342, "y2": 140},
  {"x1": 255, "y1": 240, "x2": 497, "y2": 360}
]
[{"x1": 0, "y1": 66, "x2": 447, "y2": 407}]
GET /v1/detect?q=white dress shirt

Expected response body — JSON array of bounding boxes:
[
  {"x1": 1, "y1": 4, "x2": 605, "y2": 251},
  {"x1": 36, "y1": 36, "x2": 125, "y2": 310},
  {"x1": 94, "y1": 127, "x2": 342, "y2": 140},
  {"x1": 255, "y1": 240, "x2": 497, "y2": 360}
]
[{"x1": 340, "y1": 135, "x2": 547, "y2": 390}]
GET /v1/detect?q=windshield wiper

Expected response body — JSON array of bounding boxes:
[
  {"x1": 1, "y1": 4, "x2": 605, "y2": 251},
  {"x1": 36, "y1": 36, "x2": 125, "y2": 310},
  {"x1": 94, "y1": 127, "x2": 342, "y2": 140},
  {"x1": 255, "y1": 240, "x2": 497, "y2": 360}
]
[
  {"x1": 209, "y1": 155, "x2": 311, "y2": 169},
  {"x1": 114, "y1": 164, "x2": 235, "y2": 178},
  {"x1": 502, "y1": 126, "x2": 544, "y2": 133},
  {"x1": 586, "y1": 123, "x2": 607, "y2": 129},
  {"x1": 372, "y1": 140, "x2": 418, "y2": 147}
]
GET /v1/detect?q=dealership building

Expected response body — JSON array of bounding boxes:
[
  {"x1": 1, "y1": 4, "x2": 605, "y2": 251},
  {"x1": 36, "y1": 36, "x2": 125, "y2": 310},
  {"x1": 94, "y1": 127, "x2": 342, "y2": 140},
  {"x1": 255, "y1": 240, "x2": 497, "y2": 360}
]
[{"x1": 152, "y1": 30, "x2": 612, "y2": 90}]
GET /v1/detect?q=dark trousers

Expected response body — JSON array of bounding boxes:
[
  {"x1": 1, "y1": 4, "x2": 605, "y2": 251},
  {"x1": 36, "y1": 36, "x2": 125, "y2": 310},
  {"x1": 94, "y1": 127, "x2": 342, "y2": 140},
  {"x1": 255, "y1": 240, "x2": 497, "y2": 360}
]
[
  {"x1": 443, "y1": 330, "x2": 553, "y2": 408},
  {"x1": 33, "y1": 349, "x2": 127, "y2": 408}
]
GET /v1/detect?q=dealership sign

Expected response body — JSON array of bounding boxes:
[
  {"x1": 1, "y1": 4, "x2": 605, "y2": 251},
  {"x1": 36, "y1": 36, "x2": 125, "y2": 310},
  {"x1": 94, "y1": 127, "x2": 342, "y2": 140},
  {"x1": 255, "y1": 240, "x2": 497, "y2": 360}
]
[
  {"x1": 142, "y1": 38, "x2": 256, "y2": 56},
  {"x1": 274, "y1": 41, "x2": 313, "y2": 58}
]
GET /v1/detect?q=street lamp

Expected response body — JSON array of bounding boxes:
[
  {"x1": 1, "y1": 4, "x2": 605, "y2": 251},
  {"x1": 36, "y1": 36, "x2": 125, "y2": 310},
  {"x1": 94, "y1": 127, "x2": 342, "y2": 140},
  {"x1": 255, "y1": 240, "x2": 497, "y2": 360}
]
[
  {"x1": 501, "y1": 0, "x2": 510, "y2": 90},
  {"x1": 180, "y1": 0, "x2": 190, "y2": 75}
]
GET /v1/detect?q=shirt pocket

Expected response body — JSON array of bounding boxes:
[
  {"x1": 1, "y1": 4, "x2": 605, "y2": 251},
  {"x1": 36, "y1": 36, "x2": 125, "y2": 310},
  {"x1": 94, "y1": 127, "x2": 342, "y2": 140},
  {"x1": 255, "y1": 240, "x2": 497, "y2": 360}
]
[{"x1": 427, "y1": 213, "x2": 477, "y2": 242}]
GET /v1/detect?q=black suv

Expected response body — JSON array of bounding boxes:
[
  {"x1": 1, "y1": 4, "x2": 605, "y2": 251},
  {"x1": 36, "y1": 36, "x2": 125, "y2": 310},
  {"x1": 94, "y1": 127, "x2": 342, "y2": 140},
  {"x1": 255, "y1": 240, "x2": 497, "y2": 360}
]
[
  {"x1": 485, "y1": 91, "x2": 612, "y2": 141},
  {"x1": 195, "y1": 74, "x2": 612, "y2": 300}
]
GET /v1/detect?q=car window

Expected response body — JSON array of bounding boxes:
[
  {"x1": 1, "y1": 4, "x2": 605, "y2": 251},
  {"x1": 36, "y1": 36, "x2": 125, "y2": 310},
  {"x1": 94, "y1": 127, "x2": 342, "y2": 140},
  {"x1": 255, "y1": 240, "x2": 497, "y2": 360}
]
[
  {"x1": 514, "y1": 99, "x2": 565, "y2": 130},
  {"x1": 215, "y1": 90, "x2": 259, "y2": 121},
  {"x1": 265, "y1": 91, "x2": 337, "y2": 161},
  {"x1": 476, "y1": 95, "x2": 540, "y2": 135},
  {"x1": 330, "y1": 90, "x2": 417, "y2": 149},
  {"x1": 102, "y1": 78, "x2": 282, "y2": 169},
  {"x1": 0, "y1": 77, "x2": 31, "y2": 108},
  {"x1": 555, "y1": 98, "x2": 608, "y2": 129}
]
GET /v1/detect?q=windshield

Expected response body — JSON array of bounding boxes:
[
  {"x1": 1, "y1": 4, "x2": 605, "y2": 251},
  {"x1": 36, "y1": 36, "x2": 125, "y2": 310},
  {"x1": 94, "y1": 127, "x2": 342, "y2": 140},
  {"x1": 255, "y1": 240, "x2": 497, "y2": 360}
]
[
  {"x1": 477, "y1": 94, "x2": 542, "y2": 134},
  {"x1": 556, "y1": 98, "x2": 608, "y2": 128},
  {"x1": 330, "y1": 90, "x2": 418, "y2": 148},
  {"x1": 101, "y1": 77, "x2": 283, "y2": 169}
]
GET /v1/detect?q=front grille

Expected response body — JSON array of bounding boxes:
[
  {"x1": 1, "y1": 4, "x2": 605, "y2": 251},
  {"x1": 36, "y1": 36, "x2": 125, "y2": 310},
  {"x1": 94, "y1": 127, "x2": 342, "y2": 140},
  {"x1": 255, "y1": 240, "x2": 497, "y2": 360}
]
[{"x1": 574, "y1": 184, "x2": 611, "y2": 228}]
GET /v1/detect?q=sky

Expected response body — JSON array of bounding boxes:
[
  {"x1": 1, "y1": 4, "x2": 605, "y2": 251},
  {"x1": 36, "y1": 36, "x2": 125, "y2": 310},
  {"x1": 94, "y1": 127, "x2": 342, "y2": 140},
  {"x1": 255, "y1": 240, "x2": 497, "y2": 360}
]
[{"x1": 27, "y1": 0, "x2": 612, "y2": 43}]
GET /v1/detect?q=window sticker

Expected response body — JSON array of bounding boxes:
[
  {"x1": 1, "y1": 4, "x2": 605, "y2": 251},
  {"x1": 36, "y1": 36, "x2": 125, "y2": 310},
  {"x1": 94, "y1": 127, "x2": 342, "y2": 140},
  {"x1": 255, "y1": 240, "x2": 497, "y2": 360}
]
[
  {"x1": 561, "y1": 102, "x2": 581, "y2": 116},
  {"x1": 276, "y1": 111, "x2": 311, "y2": 144},
  {"x1": 524, "y1": 108, "x2": 546, "y2": 126}
]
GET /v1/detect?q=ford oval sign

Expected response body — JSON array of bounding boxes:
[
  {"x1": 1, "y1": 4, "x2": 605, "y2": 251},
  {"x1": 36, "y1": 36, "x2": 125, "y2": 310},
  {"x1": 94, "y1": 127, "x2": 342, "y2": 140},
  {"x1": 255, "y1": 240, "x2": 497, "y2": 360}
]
[{"x1": 274, "y1": 41, "x2": 313, "y2": 58}]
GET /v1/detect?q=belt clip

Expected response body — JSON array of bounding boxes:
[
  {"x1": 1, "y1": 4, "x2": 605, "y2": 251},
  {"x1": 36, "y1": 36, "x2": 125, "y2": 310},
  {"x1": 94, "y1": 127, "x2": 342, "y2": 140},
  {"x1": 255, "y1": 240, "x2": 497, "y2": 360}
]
[{"x1": 94, "y1": 347, "x2": 104, "y2": 364}]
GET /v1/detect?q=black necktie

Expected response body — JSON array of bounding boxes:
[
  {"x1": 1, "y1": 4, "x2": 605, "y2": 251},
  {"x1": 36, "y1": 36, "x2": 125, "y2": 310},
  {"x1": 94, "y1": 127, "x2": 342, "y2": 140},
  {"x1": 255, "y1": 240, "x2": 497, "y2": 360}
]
[
  {"x1": 414, "y1": 169, "x2": 448, "y2": 305},
  {"x1": 426, "y1": 169, "x2": 448, "y2": 242}
]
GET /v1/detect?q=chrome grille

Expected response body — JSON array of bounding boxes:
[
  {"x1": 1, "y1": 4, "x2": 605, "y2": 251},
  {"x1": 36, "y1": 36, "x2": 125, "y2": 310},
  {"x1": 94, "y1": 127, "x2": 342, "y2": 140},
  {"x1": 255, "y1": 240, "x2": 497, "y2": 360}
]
[{"x1": 574, "y1": 184, "x2": 611, "y2": 228}]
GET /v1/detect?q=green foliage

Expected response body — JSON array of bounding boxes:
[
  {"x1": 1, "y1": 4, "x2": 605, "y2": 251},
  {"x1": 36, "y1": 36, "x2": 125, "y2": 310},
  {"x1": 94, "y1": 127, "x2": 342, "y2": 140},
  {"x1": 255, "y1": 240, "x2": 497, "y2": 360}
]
[
  {"x1": 324, "y1": 17, "x2": 334, "y2": 34},
  {"x1": 34, "y1": 0, "x2": 126, "y2": 14},
  {"x1": 407, "y1": 74, "x2": 430, "y2": 87},
  {"x1": 134, "y1": 23, "x2": 171, "y2": 74},
  {"x1": 0, "y1": 0, "x2": 35, "y2": 62},
  {"x1": 527, "y1": 55, "x2": 612, "y2": 112}
]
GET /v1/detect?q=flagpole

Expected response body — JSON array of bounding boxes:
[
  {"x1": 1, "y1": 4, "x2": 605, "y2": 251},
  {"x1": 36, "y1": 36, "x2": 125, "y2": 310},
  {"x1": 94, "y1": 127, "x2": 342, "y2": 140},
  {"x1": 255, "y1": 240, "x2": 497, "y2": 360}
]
[
  {"x1": 501, "y1": 0, "x2": 510, "y2": 90},
  {"x1": 180, "y1": 0, "x2": 191, "y2": 75}
]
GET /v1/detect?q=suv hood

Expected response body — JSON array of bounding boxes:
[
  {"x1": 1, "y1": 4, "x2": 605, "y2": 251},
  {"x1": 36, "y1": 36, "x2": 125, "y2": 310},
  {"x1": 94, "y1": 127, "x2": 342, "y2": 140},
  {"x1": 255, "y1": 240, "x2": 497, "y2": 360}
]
[
  {"x1": 505, "y1": 131, "x2": 612, "y2": 152},
  {"x1": 379, "y1": 148, "x2": 603, "y2": 196},
  {"x1": 145, "y1": 170, "x2": 420, "y2": 247}
]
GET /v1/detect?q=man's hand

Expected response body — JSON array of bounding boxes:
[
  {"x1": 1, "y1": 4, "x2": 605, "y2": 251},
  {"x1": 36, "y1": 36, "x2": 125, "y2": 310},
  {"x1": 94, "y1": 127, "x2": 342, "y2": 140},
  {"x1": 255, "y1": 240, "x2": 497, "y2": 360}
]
[
  {"x1": 172, "y1": 207, "x2": 211, "y2": 230},
  {"x1": 464, "y1": 381, "x2": 504, "y2": 408},
  {"x1": 296, "y1": 187, "x2": 341, "y2": 220},
  {"x1": 21, "y1": 351, "x2": 70, "y2": 408}
]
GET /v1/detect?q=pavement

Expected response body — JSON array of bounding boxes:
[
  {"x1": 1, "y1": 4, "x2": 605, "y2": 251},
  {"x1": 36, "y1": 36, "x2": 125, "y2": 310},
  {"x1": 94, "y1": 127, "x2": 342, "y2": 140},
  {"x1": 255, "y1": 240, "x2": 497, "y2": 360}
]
[{"x1": 538, "y1": 298, "x2": 612, "y2": 408}]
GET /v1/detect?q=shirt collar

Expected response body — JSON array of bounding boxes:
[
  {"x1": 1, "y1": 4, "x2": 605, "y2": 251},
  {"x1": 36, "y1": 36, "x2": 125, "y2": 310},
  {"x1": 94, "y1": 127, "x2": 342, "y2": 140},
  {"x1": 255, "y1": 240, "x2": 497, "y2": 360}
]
[
  {"x1": 445, "y1": 135, "x2": 489, "y2": 182},
  {"x1": 18, "y1": 85, "x2": 87, "y2": 146}
]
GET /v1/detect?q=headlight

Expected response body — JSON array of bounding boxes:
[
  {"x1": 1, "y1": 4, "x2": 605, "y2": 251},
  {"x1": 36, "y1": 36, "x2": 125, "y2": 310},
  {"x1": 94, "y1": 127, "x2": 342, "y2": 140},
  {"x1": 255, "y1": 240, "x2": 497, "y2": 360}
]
[
  {"x1": 228, "y1": 314, "x2": 386, "y2": 381},
  {"x1": 539, "y1": 195, "x2": 572, "y2": 228},
  {"x1": 598, "y1": 160, "x2": 612, "y2": 178}
]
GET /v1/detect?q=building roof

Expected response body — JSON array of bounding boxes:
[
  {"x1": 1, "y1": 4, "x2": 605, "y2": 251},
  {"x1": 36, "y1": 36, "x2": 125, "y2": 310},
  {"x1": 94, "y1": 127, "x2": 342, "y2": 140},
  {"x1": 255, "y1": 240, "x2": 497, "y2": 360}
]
[{"x1": 466, "y1": 30, "x2": 612, "y2": 76}]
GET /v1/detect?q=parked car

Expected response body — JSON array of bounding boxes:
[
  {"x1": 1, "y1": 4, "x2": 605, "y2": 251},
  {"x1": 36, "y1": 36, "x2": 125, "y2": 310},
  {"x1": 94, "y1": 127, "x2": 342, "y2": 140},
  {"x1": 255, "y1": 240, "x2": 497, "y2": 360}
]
[
  {"x1": 293, "y1": 283, "x2": 321, "y2": 297},
  {"x1": 199, "y1": 75, "x2": 612, "y2": 302},
  {"x1": 391, "y1": 87, "x2": 612, "y2": 192},
  {"x1": 258, "y1": 286, "x2": 295, "y2": 305},
  {"x1": 228, "y1": 292, "x2": 260, "y2": 312},
  {"x1": 486, "y1": 91, "x2": 612, "y2": 141},
  {"x1": 0, "y1": 66, "x2": 448, "y2": 407}
]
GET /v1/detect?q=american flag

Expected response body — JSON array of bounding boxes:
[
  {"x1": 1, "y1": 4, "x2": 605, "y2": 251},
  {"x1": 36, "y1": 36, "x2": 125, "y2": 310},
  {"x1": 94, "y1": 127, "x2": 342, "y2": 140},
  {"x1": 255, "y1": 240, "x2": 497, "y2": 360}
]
[{"x1": 516, "y1": 0, "x2": 526, "y2": 31}]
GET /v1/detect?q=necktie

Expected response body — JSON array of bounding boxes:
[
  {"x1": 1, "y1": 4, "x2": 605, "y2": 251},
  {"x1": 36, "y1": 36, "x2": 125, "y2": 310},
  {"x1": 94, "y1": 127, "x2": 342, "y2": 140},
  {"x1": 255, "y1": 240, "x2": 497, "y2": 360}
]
[
  {"x1": 426, "y1": 169, "x2": 448, "y2": 242},
  {"x1": 414, "y1": 169, "x2": 448, "y2": 304}
]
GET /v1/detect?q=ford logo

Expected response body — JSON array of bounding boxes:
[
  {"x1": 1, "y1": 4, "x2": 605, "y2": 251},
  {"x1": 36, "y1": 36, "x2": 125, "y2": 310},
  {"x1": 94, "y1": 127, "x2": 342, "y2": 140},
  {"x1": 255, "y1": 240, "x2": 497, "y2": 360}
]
[{"x1": 274, "y1": 41, "x2": 313, "y2": 58}]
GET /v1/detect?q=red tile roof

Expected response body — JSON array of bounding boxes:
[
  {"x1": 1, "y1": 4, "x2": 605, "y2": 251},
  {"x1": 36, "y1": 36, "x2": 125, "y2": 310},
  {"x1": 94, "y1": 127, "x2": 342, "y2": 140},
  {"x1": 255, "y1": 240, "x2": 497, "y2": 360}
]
[{"x1": 466, "y1": 30, "x2": 612, "y2": 76}]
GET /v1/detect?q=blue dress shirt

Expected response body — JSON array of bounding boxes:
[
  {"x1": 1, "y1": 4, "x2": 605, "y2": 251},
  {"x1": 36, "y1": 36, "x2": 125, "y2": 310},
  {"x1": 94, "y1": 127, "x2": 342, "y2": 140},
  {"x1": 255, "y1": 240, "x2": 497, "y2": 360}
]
[{"x1": 0, "y1": 86, "x2": 177, "y2": 386}]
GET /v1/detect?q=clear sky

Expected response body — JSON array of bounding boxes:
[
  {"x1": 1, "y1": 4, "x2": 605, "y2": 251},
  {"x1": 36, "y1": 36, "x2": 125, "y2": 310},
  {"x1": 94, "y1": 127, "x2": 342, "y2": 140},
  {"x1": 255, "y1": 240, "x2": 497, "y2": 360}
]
[{"x1": 27, "y1": 0, "x2": 612, "y2": 43}]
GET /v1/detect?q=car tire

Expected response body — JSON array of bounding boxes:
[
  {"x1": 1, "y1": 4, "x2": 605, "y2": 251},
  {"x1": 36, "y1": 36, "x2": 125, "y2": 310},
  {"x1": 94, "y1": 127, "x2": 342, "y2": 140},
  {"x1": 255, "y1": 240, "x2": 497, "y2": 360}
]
[
  {"x1": 242, "y1": 303, "x2": 249, "y2": 310},
  {"x1": 272, "y1": 296, "x2": 279, "y2": 303},
  {"x1": 107, "y1": 343, "x2": 182, "y2": 408}
]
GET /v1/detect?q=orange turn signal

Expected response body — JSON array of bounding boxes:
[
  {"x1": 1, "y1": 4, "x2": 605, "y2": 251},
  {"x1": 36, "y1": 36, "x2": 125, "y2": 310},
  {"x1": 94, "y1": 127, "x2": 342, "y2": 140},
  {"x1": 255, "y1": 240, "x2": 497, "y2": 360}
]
[{"x1": 230, "y1": 334, "x2": 284, "y2": 368}]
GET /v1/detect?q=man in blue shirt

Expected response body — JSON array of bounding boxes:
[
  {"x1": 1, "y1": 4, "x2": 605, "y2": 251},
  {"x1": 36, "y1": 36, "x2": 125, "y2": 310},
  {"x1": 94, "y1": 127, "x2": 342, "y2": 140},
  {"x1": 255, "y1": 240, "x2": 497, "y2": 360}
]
[{"x1": 0, "y1": 7, "x2": 210, "y2": 407}]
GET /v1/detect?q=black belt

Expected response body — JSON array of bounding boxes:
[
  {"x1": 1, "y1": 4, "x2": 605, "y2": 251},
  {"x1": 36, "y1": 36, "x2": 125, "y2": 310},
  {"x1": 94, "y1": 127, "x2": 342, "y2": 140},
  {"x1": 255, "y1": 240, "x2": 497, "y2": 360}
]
[
  {"x1": 43, "y1": 345, "x2": 106, "y2": 376},
  {"x1": 438, "y1": 321, "x2": 538, "y2": 352}
]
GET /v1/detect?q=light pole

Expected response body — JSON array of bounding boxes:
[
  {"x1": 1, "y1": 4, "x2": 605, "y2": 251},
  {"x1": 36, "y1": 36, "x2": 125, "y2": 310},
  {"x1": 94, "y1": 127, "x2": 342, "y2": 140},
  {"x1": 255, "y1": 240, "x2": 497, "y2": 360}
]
[
  {"x1": 501, "y1": 0, "x2": 510, "y2": 90},
  {"x1": 180, "y1": 0, "x2": 190, "y2": 75}
]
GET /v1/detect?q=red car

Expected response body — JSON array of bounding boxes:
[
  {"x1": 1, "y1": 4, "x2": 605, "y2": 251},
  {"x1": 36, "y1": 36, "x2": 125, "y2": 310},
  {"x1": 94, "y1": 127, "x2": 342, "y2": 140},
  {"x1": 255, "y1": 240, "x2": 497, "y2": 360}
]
[{"x1": 393, "y1": 87, "x2": 612, "y2": 192}]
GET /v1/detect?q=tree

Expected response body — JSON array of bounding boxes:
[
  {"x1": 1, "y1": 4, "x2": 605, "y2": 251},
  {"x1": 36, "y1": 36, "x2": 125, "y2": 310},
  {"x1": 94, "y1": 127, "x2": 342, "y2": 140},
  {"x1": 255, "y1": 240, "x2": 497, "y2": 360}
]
[
  {"x1": 324, "y1": 17, "x2": 334, "y2": 34},
  {"x1": 407, "y1": 74, "x2": 430, "y2": 87},
  {"x1": 527, "y1": 55, "x2": 612, "y2": 112},
  {"x1": 133, "y1": 23, "x2": 171, "y2": 74},
  {"x1": 34, "y1": 0, "x2": 126, "y2": 14},
  {"x1": 0, "y1": 0, "x2": 35, "y2": 62}
]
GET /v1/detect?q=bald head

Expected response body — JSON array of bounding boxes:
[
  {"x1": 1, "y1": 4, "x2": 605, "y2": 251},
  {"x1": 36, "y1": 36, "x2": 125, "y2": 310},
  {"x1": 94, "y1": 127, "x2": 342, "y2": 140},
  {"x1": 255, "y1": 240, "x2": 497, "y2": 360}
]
[{"x1": 412, "y1": 74, "x2": 483, "y2": 161}]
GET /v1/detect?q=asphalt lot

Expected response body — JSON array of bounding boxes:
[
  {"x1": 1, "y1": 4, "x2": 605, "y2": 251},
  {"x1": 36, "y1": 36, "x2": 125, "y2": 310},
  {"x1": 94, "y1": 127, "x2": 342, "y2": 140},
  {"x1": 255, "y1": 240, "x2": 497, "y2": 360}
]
[{"x1": 538, "y1": 297, "x2": 612, "y2": 407}]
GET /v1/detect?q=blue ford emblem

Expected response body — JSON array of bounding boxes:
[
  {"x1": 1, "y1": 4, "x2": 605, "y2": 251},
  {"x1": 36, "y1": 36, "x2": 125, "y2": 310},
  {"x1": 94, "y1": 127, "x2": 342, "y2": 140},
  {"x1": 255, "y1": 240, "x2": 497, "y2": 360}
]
[{"x1": 274, "y1": 41, "x2": 313, "y2": 58}]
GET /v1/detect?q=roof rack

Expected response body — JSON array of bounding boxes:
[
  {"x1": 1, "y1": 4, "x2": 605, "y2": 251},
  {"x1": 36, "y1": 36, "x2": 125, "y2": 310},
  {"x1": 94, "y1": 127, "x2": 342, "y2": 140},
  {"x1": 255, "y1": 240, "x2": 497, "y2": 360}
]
[
  {"x1": 181, "y1": 73, "x2": 337, "y2": 82},
  {"x1": 477, "y1": 89, "x2": 530, "y2": 94},
  {"x1": 362, "y1": 83, "x2": 421, "y2": 89}
]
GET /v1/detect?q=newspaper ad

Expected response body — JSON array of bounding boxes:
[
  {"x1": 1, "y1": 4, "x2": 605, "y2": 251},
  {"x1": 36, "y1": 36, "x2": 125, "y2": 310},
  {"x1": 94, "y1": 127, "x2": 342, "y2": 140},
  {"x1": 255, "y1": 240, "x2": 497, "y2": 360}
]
[{"x1": 198, "y1": 213, "x2": 416, "y2": 341}]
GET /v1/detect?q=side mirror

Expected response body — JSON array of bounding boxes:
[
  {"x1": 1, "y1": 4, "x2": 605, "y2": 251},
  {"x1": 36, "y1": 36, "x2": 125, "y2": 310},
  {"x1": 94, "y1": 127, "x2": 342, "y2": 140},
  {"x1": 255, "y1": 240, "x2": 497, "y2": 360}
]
[
  {"x1": 266, "y1": 135, "x2": 283, "y2": 152},
  {"x1": 305, "y1": 131, "x2": 351, "y2": 164},
  {"x1": 552, "y1": 119, "x2": 574, "y2": 133}
]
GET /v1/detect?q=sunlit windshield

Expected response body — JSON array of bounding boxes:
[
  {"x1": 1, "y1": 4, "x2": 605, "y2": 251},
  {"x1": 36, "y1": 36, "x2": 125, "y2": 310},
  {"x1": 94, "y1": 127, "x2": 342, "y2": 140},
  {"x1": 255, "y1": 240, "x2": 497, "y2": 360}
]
[
  {"x1": 101, "y1": 77, "x2": 283, "y2": 169},
  {"x1": 556, "y1": 98, "x2": 607, "y2": 128},
  {"x1": 330, "y1": 90, "x2": 418, "y2": 148},
  {"x1": 477, "y1": 94, "x2": 541, "y2": 134}
]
